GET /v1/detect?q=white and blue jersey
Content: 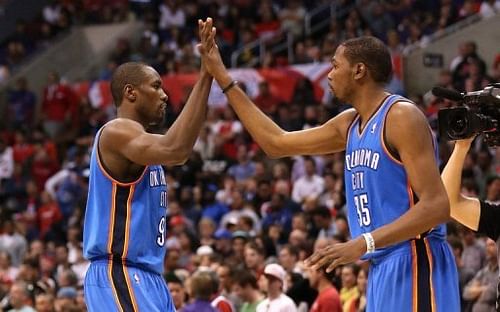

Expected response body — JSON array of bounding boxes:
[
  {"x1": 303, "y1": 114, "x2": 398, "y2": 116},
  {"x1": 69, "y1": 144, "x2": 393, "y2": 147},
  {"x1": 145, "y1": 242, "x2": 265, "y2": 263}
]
[
  {"x1": 83, "y1": 127, "x2": 174, "y2": 311},
  {"x1": 344, "y1": 94, "x2": 459, "y2": 312}
]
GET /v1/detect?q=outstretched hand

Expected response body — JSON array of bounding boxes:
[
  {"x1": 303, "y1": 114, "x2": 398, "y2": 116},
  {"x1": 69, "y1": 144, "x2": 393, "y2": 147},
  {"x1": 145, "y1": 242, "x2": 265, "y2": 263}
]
[
  {"x1": 304, "y1": 237, "x2": 366, "y2": 273},
  {"x1": 197, "y1": 17, "x2": 227, "y2": 79}
]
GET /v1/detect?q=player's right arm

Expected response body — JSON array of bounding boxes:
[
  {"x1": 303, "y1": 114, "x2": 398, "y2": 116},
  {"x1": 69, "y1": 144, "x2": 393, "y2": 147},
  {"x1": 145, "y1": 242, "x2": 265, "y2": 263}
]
[
  {"x1": 100, "y1": 119, "x2": 198, "y2": 166},
  {"x1": 211, "y1": 85, "x2": 355, "y2": 158},
  {"x1": 441, "y1": 138, "x2": 480, "y2": 230}
]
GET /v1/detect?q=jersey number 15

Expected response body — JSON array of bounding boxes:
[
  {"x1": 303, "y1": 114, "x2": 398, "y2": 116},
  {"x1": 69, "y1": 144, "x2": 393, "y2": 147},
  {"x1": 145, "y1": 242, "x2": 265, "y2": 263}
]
[{"x1": 354, "y1": 194, "x2": 371, "y2": 227}]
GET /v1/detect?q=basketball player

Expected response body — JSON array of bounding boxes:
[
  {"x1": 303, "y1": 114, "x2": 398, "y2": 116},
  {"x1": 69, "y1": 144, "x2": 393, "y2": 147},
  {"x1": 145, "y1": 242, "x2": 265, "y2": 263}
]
[
  {"x1": 83, "y1": 19, "x2": 215, "y2": 311},
  {"x1": 442, "y1": 136, "x2": 500, "y2": 310},
  {"x1": 198, "y1": 20, "x2": 459, "y2": 312}
]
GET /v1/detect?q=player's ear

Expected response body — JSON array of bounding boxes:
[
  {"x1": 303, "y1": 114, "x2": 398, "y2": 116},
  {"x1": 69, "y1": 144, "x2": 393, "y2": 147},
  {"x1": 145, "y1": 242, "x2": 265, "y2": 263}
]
[
  {"x1": 353, "y1": 63, "x2": 367, "y2": 80},
  {"x1": 124, "y1": 84, "x2": 137, "y2": 102}
]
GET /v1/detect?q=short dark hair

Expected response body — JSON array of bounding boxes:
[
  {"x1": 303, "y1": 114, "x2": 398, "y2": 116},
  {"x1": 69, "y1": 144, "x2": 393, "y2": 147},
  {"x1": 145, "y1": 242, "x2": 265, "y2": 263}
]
[
  {"x1": 312, "y1": 206, "x2": 331, "y2": 219},
  {"x1": 164, "y1": 272, "x2": 183, "y2": 285},
  {"x1": 110, "y1": 62, "x2": 150, "y2": 107},
  {"x1": 341, "y1": 36, "x2": 392, "y2": 84},
  {"x1": 281, "y1": 244, "x2": 299, "y2": 258},
  {"x1": 234, "y1": 270, "x2": 258, "y2": 289}
]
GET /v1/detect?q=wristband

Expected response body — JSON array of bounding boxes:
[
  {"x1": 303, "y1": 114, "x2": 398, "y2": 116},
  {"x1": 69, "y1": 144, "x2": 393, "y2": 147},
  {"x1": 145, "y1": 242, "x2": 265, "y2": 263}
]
[
  {"x1": 362, "y1": 233, "x2": 375, "y2": 254},
  {"x1": 222, "y1": 80, "x2": 239, "y2": 93}
]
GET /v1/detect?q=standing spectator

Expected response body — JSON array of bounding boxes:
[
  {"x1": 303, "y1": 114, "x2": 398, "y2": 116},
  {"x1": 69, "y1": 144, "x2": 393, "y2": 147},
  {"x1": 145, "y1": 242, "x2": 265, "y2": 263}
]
[
  {"x1": 340, "y1": 264, "x2": 360, "y2": 311},
  {"x1": 278, "y1": 245, "x2": 301, "y2": 275},
  {"x1": 0, "y1": 139, "x2": 14, "y2": 183},
  {"x1": 40, "y1": 71, "x2": 78, "y2": 140},
  {"x1": 212, "y1": 266, "x2": 236, "y2": 312},
  {"x1": 158, "y1": 0, "x2": 186, "y2": 31},
  {"x1": 244, "y1": 242, "x2": 266, "y2": 278},
  {"x1": 463, "y1": 238, "x2": 498, "y2": 311},
  {"x1": 448, "y1": 236, "x2": 475, "y2": 311},
  {"x1": 233, "y1": 270, "x2": 264, "y2": 312},
  {"x1": 254, "y1": 81, "x2": 281, "y2": 115},
  {"x1": 0, "y1": 220, "x2": 27, "y2": 267},
  {"x1": 461, "y1": 228, "x2": 486, "y2": 273},
  {"x1": 183, "y1": 270, "x2": 219, "y2": 312},
  {"x1": 227, "y1": 145, "x2": 256, "y2": 182},
  {"x1": 54, "y1": 287, "x2": 77, "y2": 312},
  {"x1": 346, "y1": 267, "x2": 368, "y2": 312},
  {"x1": 0, "y1": 252, "x2": 18, "y2": 284},
  {"x1": 307, "y1": 266, "x2": 342, "y2": 312},
  {"x1": 165, "y1": 273, "x2": 187, "y2": 311},
  {"x1": 291, "y1": 157, "x2": 325, "y2": 205},
  {"x1": 279, "y1": 0, "x2": 305, "y2": 38},
  {"x1": 257, "y1": 263, "x2": 297, "y2": 312},
  {"x1": 6, "y1": 280, "x2": 36, "y2": 312},
  {"x1": 36, "y1": 191, "x2": 63, "y2": 241},
  {"x1": 479, "y1": 0, "x2": 500, "y2": 19},
  {"x1": 7, "y1": 77, "x2": 36, "y2": 128},
  {"x1": 34, "y1": 293, "x2": 54, "y2": 312},
  {"x1": 312, "y1": 207, "x2": 336, "y2": 239}
]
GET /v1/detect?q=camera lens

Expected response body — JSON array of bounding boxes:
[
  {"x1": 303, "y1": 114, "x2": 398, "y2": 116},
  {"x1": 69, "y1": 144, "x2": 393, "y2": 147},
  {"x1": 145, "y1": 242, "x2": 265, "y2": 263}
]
[{"x1": 448, "y1": 111, "x2": 468, "y2": 138}]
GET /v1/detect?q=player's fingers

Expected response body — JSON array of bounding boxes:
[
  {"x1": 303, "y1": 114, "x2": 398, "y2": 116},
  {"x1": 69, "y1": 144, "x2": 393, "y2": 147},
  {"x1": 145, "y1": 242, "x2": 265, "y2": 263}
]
[
  {"x1": 207, "y1": 27, "x2": 216, "y2": 51},
  {"x1": 311, "y1": 254, "x2": 333, "y2": 271},
  {"x1": 304, "y1": 250, "x2": 322, "y2": 267},
  {"x1": 198, "y1": 19, "x2": 203, "y2": 37},
  {"x1": 203, "y1": 17, "x2": 213, "y2": 41},
  {"x1": 326, "y1": 259, "x2": 341, "y2": 273}
]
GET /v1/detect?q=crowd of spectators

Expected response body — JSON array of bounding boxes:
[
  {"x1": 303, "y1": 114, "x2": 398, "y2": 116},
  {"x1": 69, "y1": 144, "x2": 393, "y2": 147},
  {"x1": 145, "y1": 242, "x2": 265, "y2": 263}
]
[{"x1": 0, "y1": 0, "x2": 499, "y2": 312}]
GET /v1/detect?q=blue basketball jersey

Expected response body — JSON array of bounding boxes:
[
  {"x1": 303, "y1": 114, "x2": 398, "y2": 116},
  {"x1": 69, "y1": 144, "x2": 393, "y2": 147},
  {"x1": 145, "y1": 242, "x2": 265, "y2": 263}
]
[
  {"x1": 344, "y1": 94, "x2": 446, "y2": 260},
  {"x1": 83, "y1": 127, "x2": 168, "y2": 274}
]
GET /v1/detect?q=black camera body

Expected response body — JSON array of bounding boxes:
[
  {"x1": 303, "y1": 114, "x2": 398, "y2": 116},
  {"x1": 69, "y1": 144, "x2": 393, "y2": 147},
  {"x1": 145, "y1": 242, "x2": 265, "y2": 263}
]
[{"x1": 435, "y1": 83, "x2": 500, "y2": 147}]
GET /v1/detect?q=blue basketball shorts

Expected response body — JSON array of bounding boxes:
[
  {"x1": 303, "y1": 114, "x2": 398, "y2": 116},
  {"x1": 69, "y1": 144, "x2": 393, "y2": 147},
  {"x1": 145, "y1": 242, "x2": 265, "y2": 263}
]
[
  {"x1": 366, "y1": 237, "x2": 460, "y2": 312},
  {"x1": 84, "y1": 260, "x2": 175, "y2": 312}
]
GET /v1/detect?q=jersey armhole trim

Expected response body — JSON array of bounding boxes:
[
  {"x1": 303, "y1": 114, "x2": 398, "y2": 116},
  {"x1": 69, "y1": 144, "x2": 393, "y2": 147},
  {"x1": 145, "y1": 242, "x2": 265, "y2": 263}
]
[
  {"x1": 380, "y1": 101, "x2": 404, "y2": 166},
  {"x1": 96, "y1": 128, "x2": 149, "y2": 186}
]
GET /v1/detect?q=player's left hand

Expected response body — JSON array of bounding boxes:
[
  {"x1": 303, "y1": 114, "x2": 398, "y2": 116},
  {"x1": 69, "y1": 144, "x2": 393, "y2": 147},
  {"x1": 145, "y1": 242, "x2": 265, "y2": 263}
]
[{"x1": 304, "y1": 236, "x2": 366, "y2": 272}]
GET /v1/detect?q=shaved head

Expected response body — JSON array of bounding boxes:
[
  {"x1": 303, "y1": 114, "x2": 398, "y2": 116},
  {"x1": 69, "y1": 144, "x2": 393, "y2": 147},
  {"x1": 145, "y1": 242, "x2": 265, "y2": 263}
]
[{"x1": 110, "y1": 62, "x2": 151, "y2": 106}]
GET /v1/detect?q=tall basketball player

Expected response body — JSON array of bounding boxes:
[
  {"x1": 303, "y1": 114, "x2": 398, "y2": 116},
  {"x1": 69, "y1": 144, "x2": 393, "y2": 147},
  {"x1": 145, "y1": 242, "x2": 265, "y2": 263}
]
[
  {"x1": 83, "y1": 19, "x2": 215, "y2": 311},
  {"x1": 199, "y1": 20, "x2": 459, "y2": 312}
]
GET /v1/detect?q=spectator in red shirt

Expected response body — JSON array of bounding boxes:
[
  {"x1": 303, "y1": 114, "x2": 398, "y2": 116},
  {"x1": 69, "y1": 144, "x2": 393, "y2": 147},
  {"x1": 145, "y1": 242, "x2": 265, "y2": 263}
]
[
  {"x1": 307, "y1": 265, "x2": 341, "y2": 312},
  {"x1": 41, "y1": 71, "x2": 78, "y2": 140},
  {"x1": 12, "y1": 131, "x2": 34, "y2": 165},
  {"x1": 31, "y1": 147, "x2": 59, "y2": 191},
  {"x1": 37, "y1": 191, "x2": 63, "y2": 240},
  {"x1": 254, "y1": 81, "x2": 281, "y2": 115}
]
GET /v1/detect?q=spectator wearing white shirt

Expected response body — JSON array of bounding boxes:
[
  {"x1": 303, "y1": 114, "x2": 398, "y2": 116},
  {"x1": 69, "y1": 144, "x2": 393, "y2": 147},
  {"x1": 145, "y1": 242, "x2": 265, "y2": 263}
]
[
  {"x1": 0, "y1": 139, "x2": 14, "y2": 182},
  {"x1": 479, "y1": 0, "x2": 500, "y2": 19},
  {"x1": 291, "y1": 157, "x2": 324, "y2": 205},
  {"x1": 257, "y1": 263, "x2": 297, "y2": 312},
  {"x1": 158, "y1": 0, "x2": 186, "y2": 31}
]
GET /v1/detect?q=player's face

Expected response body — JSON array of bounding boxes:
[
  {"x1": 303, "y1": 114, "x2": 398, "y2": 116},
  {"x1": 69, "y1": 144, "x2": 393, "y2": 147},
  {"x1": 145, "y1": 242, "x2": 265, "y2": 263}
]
[
  {"x1": 136, "y1": 67, "x2": 168, "y2": 125},
  {"x1": 327, "y1": 45, "x2": 355, "y2": 103}
]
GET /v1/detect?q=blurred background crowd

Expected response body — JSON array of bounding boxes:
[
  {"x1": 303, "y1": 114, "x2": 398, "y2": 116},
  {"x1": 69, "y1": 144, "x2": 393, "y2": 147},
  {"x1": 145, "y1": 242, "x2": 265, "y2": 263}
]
[{"x1": 0, "y1": 0, "x2": 499, "y2": 311}]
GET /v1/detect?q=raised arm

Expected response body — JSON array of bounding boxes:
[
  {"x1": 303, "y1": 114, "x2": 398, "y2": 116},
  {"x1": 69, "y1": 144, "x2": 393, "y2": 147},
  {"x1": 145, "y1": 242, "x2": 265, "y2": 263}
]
[
  {"x1": 100, "y1": 20, "x2": 214, "y2": 167},
  {"x1": 198, "y1": 24, "x2": 355, "y2": 157},
  {"x1": 441, "y1": 138, "x2": 480, "y2": 230}
]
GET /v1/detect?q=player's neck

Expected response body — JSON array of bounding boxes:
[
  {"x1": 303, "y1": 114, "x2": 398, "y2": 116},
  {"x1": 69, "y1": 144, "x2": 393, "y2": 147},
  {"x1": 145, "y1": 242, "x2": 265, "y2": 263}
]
[
  {"x1": 117, "y1": 107, "x2": 148, "y2": 128},
  {"x1": 352, "y1": 85, "x2": 389, "y2": 123}
]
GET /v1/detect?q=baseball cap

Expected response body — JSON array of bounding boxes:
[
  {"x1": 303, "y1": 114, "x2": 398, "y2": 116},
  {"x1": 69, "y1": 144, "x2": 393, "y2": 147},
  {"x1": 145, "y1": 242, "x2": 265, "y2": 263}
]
[
  {"x1": 57, "y1": 287, "x2": 78, "y2": 299},
  {"x1": 196, "y1": 245, "x2": 214, "y2": 256},
  {"x1": 264, "y1": 263, "x2": 287, "y2": 286},
  {"x1": 232, "y1": 230, "x2": 249, "y2": 240},
  {"x1": 169, "y1": 216, "x2": 185, "y2": 227},
  {"x1": 214, "y1": 228, "x2": 232, "y2": 240}
]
